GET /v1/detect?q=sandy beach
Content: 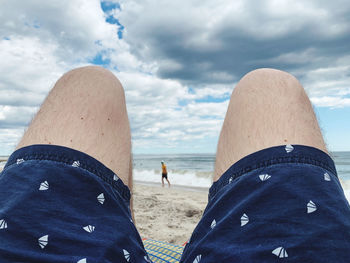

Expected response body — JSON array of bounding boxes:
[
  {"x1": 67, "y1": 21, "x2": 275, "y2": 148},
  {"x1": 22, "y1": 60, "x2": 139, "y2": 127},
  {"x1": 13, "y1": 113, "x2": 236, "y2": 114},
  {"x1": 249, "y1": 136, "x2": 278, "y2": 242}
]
[
  {"x1": 133, "y1": 183, "x2": 208, "y2": 244},
  {"x1": 132, "y1": 180, "x2": 350, "y2": 245}
]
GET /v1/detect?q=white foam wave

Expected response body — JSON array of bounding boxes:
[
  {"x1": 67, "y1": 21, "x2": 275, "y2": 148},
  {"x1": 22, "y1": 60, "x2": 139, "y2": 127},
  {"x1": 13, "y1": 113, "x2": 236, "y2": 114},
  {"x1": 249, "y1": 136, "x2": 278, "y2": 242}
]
[
  {"x1": 133, "y1": 169, "x2": 212, "y2": 188},
  {"x1": 0, "y1": 161, "x2": 6, "y2": 172},
  {"x1": 340, "y1": 180, "x2": 350, "y2": 202},
  {"x1": 135, "y1": 169, "x2": 350, "y2": 202},
  {"x1": 1, "y1": 162, "x2": 349, "y2": 202}
]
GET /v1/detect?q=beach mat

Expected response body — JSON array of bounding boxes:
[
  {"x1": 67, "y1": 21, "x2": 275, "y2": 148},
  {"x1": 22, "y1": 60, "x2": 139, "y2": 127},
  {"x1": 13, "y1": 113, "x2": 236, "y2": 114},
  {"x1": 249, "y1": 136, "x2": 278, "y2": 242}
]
[{"x1": 142, "y1": 238, "x2": 184, "y2": 263}]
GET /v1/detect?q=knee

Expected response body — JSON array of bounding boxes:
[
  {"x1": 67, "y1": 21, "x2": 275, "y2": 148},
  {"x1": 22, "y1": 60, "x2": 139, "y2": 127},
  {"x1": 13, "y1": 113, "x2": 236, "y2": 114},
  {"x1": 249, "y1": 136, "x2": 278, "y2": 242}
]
[
  {"x1": 244, "y1": 68, "x2": 297, "y2": 81},
  {"x1": 53, "y1": 65, "x2": 125, "y2": 101},
  {"x1": 67, "y1": 65, "x2": 115, "y2": 78},
  {"x1": 234, "y1": 68, "x2": 306, "y2": 99},
  {"x1": 62, "y1": 65, "x2": 122, "y2": 88},
  {"x1": 245, "y1": 68, "x2": 299, "y2": 83}
]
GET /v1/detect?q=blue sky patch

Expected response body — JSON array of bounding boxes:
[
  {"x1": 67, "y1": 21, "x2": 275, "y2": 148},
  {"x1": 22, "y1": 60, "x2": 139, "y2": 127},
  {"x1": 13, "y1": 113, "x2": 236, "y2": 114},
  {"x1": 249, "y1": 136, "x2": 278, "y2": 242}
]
[
  {"x1": 100, "y1": 1, "x2": 124, "y2": 39},
  {"x1": 90, "y1": 53, "x2": 111, "y2": 66},
  {"x1": 188, "y1": 87, "x2": 195, "y2": 94},
  {"x1": 178, "y1": 99, "x2": 189, "y2": 107},
  {"x1": 315, "y1": 106, "x2": 350, "y2": 151},
  {"x1": 195, "y1": 96, "x2": 229, "y2": 103},
  {"x1": 100, "y1": 1, "x2": 120, "y2": 12}
]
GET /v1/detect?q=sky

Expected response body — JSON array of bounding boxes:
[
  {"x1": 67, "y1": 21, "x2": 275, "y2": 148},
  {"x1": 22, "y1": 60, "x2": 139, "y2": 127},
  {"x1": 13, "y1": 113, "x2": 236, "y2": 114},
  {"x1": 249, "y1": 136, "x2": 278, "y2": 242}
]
[{"x1": 0, "y1": 0, "x2": 349, "y2": 155}]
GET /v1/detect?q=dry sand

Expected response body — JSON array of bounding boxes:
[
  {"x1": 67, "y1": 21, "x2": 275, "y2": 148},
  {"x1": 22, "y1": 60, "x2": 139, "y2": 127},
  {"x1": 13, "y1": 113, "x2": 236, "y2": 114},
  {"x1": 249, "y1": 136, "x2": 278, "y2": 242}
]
[
  {"x1": 133, "y1": 183, "x2": 208, "y2": 244},
  {"x1": 133, "y1": 180, "x2": 350, "y2": 246}
]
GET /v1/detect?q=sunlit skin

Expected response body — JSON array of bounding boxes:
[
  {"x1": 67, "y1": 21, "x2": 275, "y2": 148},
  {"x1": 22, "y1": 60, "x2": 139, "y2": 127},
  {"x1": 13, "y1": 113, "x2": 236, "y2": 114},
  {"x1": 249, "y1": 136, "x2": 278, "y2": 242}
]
[
  {"x1": 16, "y1": 66, "x2": 134, "y2": 213},
  {"x1": 214, "y1": 68, "x2": 328, "y2": 181}
]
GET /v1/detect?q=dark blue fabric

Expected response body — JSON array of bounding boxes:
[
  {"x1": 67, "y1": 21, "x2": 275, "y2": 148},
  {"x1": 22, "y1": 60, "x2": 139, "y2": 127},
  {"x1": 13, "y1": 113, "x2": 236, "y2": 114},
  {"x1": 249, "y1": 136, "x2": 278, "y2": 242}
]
[
  {"x1": 181, "y1": 145, "x2": 350, "y2": 263},
  {"x1": 0, "y1": 145, "x2": 149, "y2": 263},
  {"x1": 0, "y1": 144, "x2": 349, "y2": 263}
]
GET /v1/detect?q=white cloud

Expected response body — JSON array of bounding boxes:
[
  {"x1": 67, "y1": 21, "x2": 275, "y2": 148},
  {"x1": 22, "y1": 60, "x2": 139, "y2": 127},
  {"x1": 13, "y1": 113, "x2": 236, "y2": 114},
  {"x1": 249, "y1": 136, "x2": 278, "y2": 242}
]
[
  {"x1": 0, "y1": 105, "x2": 38, "y2": 151},
  {"x1": 0, "y1": 36, "x2": 67, "y2": 93},
  {"x1": 117, "y1": 70, "x2": 228, "y2": 151},
  {"x1": 300, "y1": 60, "x2": 350, "y2": 106},
  {"x1": 0, "y1": 128, "x2": 24, "y2": 154},
  {"x1": 0, "y1": 35, "x2": 69, "y2": 150},
  {"x1": 267, "y1": 48, "x2": 317, "y2": 65},
  {"x1": 0, "y1": 105, "x2": 38, "y2": 123},
  {"x1": 117, "y1": 0, "x2": 350, "y2": 86},
  {"x1": 1, "y1": 0, "x2": 112, "y2": 58},
  {"x1": 1, "y1": 0, "x2": 350, "y2": 155},
  {"x1": 188, "y1": 84, "x2": 232, "y2": 99},
  {"x1": 310, "y1": 97, "x2": 350, "y2": 108},
  {"x1": 119, "y1": 0, "x2": 350, "y2": 53},
  {"x1": 185, "y1": 101, "x2": 229, "y2": 118}
]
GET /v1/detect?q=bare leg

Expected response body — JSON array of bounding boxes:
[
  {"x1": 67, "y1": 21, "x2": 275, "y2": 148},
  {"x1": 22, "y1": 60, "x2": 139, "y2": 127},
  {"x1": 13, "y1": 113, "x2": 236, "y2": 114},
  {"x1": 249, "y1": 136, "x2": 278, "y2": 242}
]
[
  {"x1": 16, "y1": 66, "x2": 132, "y2": 188},
  {"x1": 162, "y1": 177, "x2": 165, "y2": 187},
  {"x1": 166, "y1": 178, "x2": 171, "y2": 187},
  {"x1": 214, "y1": 68, "x2": 327, "y2": 181}
]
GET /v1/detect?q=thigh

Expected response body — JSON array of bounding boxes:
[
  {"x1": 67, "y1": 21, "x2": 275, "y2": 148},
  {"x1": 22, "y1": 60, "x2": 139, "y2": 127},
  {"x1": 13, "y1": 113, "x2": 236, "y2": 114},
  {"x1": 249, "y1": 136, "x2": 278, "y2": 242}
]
[
  {"x1": 16, "y1": 66, "x2": 131, "y2": 186},
  {"x1": 181, "y1": 145, "x2": 350, "y2": 263},
  {"x1": 0, "y1": 145, "x2": 149, "y2": 262},
  {"x1": 214, "y1": 68, "x2": 327, "y2": 181}
]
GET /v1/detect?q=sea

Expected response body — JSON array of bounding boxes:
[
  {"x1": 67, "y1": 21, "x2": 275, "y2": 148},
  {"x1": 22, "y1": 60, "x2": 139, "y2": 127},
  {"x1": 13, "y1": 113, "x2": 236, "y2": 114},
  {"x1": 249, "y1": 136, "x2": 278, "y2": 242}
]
[
  {"x1": 1, "y1": 152, "x2": 350, "y2": 200},
  {"x1": 132, "y1": 152, "x2": 350, "y2": 200}
]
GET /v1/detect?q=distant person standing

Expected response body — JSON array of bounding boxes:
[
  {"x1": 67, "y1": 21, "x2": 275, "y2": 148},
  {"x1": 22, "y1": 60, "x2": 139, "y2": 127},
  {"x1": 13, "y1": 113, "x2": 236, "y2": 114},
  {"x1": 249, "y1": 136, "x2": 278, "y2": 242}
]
[{"x1": 161, "y1": 161, "x2": 171, "y2": 187}]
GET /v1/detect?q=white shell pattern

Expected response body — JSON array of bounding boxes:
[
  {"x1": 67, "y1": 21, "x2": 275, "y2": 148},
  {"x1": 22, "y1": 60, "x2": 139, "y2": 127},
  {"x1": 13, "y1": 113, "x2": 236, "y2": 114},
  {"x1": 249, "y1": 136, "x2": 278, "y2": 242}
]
[
  {"x1": 39, "y1": 181, "x2": 49, "y2": 191},
  {"x1": 324, "y1": 172, "x2": 331, "y2": 181},
  {"x1": 97, "y1": 193, "x2": 105, "y2": 204},
  {"x1": 210, "y1": 219, "x2": 216, "y2": 229},
  {"x1": 123, "y1": 249, "x2": 130, "y2": 262},
  {"x1": 38, "y1": 235, "x2": 49, "y2": 249},
  {"x1": 259, "y1": 174, "x2": 271, "y2": 181},
  {"x1": 72, "y1": 161, "x2": 80, "y2": 167},
  {"x1": 0, "y1": 219, "x2": 7, "y2": 229},
  {"x1": 83, "y1": 225, "x2": 95, "y2": 233},
  {"x1": 16, "y1": 158, "x2": 25, "y2": 164},
  {"x1": 241, "y1": 213, "x2": 249, "y2": 226},
  {"x1": 272, "y1": 247, "x2": 288, "y2": 258},
  {"x1": 307, "y1": 200, "x2": 317, "y2": 213},
  {"x1": 11, "y1": 144, "x2": 331, "y2": 261},
  {"x1": 193, "y1": 254, "x2": 201, "y2": 263},
  {"x1": 285, "y1": 144, "x2": 294, "y2": 153}
]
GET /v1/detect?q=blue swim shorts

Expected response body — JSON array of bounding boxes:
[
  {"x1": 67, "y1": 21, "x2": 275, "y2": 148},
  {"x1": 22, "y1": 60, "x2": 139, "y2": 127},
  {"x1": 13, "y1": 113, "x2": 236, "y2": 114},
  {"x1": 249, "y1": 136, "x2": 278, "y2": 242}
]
[{"x1": 0, "y1": 144, "x2": 349, "y2": 262}]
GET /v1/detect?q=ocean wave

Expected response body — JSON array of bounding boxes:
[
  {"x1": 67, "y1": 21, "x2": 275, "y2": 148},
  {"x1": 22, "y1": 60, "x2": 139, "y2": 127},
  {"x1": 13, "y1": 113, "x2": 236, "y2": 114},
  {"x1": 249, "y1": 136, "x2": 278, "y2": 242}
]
[
  {"x1": 0, "y1": 161, "x2": 6, "y2": 171},
  {"x1": 133, "y1": 169, "x2": 212, "y2": 188},
  {"x1": 340, "y1": 179, "x2": 350, "y2": 202},
  {"x1": 1, "y1": 163, "x2": 349, "y2": 202},
  {"x1": 134, "y1": 168, "x2": 350, "y2": 202}
]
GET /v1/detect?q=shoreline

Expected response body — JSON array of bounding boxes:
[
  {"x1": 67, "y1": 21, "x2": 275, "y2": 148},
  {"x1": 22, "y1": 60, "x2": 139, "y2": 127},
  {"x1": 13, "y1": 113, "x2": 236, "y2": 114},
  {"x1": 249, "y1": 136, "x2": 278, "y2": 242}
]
[{"x1": 134, "y1": 180, "x2": 210, "y2": 193}]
